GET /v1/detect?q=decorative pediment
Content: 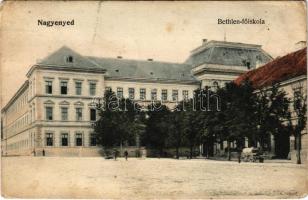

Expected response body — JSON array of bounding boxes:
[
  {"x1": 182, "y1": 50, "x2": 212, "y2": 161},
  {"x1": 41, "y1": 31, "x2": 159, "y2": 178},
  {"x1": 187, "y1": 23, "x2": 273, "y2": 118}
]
[
  {"x1": 59, "y1": 100, "x2": 70, "y2": 105},
  {"x1": 74, "y1": 101, "x2": 84, "y2": 106},
  {"x1": 43, "y1": 100, "x2": 55, "y2": 105},
  {"x1": 88, "y1": 102, "x2": 97, "y2": 107}
]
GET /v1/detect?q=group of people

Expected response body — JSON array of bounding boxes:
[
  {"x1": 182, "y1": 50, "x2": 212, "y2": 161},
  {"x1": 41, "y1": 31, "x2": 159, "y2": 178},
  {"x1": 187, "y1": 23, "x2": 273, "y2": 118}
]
[
  {"x1": 113, "y1": 149, "x2": 129, "y2": 161},
  {"x1": 32, "y1": 149, "x2": 45, "y2": 156}
]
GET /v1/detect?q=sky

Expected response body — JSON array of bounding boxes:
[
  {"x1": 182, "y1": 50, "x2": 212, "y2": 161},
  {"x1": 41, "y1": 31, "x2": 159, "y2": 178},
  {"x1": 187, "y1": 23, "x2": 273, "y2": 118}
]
[{"x1": 0, "y1": 1, "x2": 306, "y2": 107}]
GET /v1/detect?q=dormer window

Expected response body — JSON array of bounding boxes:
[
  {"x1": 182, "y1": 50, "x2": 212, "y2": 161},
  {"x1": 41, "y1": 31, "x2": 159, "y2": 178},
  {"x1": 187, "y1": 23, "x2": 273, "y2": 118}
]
[
  {"x1": 246, "y1": 62, "x2": 251, "y2": 69},
  {"x1": 66, "y1": 56, "x2": 73, "y2": 63}
]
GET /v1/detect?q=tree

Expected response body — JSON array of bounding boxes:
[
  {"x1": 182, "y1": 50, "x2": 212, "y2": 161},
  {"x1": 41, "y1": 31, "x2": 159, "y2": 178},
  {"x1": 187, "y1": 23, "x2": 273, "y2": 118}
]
[
  {"x1": 289, "y1": 83, "x2": 307, "y2": 164},
  {"x1": 221, "y1": 81, "x2": 258, "y2": 160},
  {"x1": 255, "y1": 84, "x2": 291, "y2": 155},
  {"x1": 167, "y1": 110, "x2": 187, "y2": 159},
  {"x1": 94, "y1": 89, "x2": 141, "y2": 156},
  {"x1": 143, "y1": 102, "x2": 171, "y2": 157}
]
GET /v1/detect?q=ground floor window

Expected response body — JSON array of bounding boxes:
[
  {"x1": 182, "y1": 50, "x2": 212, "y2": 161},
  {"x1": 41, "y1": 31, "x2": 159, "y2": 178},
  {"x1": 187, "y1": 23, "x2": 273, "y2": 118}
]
[
  {"x1": 46, "y1": 133, "x2": 53, "y2": 146},
  {"x1": 76, "y1": 133, "x2": 83, "y2": 146},
  {"x1": 61, "y1": 133, "x2": 69, "y2": 146},
  {"x1": 90, "y1": 134, "x2": 97, "y2": 146}
]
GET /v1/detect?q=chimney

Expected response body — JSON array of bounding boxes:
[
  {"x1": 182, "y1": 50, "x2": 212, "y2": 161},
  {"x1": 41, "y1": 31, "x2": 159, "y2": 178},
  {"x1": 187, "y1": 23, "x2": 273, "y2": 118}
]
[
  {"x1": 147, "y1": 58, "x2": 153, "y2": 61},
  {"x1": 202, "y1": 39, "x2": 208, "y2": 45},
  {"x1": 294, "y1": 41, "x2": 306, "y2": 51},
  {"x1": 117, "y1": 56, "x2": 122, "y2": 59}
]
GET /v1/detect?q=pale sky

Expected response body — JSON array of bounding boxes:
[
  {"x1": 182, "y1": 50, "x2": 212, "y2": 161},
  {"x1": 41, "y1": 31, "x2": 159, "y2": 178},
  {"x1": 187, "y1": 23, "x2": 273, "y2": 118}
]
[{"x1": 0, "y1": 1, "x2": 306, "y2": 107}]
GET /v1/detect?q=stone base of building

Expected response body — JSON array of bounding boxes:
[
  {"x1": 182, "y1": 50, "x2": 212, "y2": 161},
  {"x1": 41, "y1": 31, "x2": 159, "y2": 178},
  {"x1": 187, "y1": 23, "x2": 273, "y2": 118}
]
[{"x1": 2, "y1": 146, "x2": 147, "y2": 158}]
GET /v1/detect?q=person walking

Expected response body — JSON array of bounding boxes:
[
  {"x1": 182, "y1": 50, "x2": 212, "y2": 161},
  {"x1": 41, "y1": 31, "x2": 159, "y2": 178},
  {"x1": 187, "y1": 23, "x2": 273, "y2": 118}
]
[
  {"x1": 113, "y1": 149, "x2": 117, "y2": 161},
  {"x1": 124, "y1": 150, "x2": 128, "y2": 161},
  {"x1": 42, "y1": 149, "x2": 45, "y2": 157}
]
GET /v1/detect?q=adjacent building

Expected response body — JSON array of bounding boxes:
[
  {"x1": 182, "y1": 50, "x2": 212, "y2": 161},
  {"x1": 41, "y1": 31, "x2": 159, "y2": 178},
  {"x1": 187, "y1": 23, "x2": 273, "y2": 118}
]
[
  {"x1": 1, "y1": 39, "x2": 273, "y2": 156},
  {"x1": 235, "y1": 47, "x2": 307, "y2": 163}
]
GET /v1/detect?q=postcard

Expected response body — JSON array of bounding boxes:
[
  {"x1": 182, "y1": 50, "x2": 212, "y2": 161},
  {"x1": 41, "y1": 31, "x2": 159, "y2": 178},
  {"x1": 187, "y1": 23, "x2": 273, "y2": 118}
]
[{"x1": 0, "y1": 1, "x2": 307, "y2": 199}]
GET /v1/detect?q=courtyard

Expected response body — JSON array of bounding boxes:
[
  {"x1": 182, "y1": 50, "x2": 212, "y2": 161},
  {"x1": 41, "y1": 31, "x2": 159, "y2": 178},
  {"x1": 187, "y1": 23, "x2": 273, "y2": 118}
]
[{"x1": 1, "y1": 157, "x2": 307, "y2": 199}]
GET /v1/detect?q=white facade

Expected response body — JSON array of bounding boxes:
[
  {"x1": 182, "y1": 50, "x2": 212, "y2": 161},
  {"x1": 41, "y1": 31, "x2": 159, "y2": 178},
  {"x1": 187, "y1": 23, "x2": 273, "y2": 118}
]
[{"x1": 1, "y1": 40, "x2": 273, "y2": 156}]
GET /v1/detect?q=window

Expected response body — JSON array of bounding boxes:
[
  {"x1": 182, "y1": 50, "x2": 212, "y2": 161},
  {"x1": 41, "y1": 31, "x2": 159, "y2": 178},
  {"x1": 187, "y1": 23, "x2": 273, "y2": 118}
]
[
  {"x1": 46, "y1": 133, "x2": 53, "y2": 146},
  {"x1": 212, "y1": 81, "x2": 219, "y2": 91},
  {"x1": 90, "y1": 108, "x2": 96, "y2": 121},
  {"x1": 161, "y1": 89, "x2": 168, "y2": 101},
  {"x1": 61, "y1": 107, "x2": 68, "y2": 121},
  {"x1": 89, "y1": 83, "x2": 96, "y2": 96},
  {"x1": 66, "y1": 56, "x2": 73, "y2": 63},
  {"x1": 117, "y1": 87, "x2": 123, "y2": 99},
  {"x1": 140, "y1": 88, "x2": 146, "y2": 100},
  {"x1": 76, "y1": 108, "x2": 82, "y2": 121},
  {"x1": 45, "y1": 107, "x2": 53, "y2": 120},
  {"x1": 45, "y1": 81, "x2": 52, "y2": 94},
  {"x1": 183, "y1": 90, "x2": 189, "y2": 101},
  {"x1": 90, "y1": 134, "x2": 97, "y2": 146},
  {"x1": 172, "y1": 90, "x2": 178, "y2": 101},
  {"x1": 61, "y1": 133, "x2": 68, "y2": 146},
  {"x1": 60, "y1": 81, "x2": 68, "y2": 95},
  {"x1": 105, "y1": 87, "x2": 111, "y2": 92},
  {"x1": 151, "y1": 89, "x2": 157, "y2": 100},
  {"x1": 128, "y1": 88, "x2": 135, "y2": 100},
  {"x1": 76, "y1": 133, "x2": 82, "y2": 146},
  {"x1": 75, "y1": 82, "x2": 82, "y2": 95}
]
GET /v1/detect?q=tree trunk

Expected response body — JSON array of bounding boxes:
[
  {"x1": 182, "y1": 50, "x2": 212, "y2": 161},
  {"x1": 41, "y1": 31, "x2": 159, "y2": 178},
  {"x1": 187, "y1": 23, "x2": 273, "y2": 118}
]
[
  {"x1": 227, "y1": 140, "x2": 231, "y2": 161},
  {"x1": 176, "y1": 146, "x2": 179, "y2": 159},
  {"x1": 296, "y1": 134, "x2": 301, "y2": 164}
]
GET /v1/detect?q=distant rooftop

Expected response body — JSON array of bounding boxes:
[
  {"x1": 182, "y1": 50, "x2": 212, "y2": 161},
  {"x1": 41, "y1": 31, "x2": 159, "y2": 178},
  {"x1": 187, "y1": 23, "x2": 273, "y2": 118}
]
[
  {"x1": 234, "y1": 47, "x2": 307, "y2": 88},
  {"x1": 185, "y1": 39, "x2": 273, "y2": 69}
]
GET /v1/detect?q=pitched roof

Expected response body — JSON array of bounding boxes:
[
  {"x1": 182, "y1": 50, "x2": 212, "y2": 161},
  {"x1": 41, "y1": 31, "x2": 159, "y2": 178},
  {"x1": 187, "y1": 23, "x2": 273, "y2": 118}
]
[
  {"x1": 185, "y1": 40, "x2": 272, "y2": 69},
  {"x1": 234, "y1": 47, "x2": 307, "y2": 88},
  {"x1": 34, "y1": 46, "x2": 197, "y2": 82},
  {"x1": 37, "y1": 46, "x2": 102, "y2": 69},
  {"x1": 87, "y1": 57, "x2": 197, "y2": 82}
]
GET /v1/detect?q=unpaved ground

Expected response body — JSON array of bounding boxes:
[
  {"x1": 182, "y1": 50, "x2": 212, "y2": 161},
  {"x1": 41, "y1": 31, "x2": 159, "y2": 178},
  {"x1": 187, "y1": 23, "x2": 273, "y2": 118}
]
[{"x1": 1, "y1": 157, "x2": 307, "y2": 199}]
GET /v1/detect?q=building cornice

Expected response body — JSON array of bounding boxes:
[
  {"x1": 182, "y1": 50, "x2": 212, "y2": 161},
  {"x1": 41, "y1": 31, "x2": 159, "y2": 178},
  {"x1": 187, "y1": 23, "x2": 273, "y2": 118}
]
[
  {"x1": 1, "y1": 81, "x2": 29, "y2": 113},
  {"x1": 254, "y1": 75, "x2": 307, "y2": 93},
  {"x1": 26, "y1": 64, "x2": 106, "y2": 78},
  {"x1": 192, "y1": 64, "x2": 248, "y2": 77},
  {"x1": 105, "y1": 76, "x2": 199, "y2": 85}
]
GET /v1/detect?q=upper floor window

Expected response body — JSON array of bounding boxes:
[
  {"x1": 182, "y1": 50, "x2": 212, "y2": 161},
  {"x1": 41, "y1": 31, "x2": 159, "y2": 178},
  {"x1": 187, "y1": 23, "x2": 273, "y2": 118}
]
[
  {"x1": 46, "y1": 133, "x2": 53, "y2": 146},
  {"x1": 140, "y1": 88, "x2": 146, "y2": 100},
  {"x1": 66, "y1": 56, "x2": 73, "y2": 63},
  {"x1": 151, "y1": 89, "x2": 157, "y2": 101},
  {"x1": 212, "y1": 81, "x2": 219, "y2": 91},
  {"x1": 90, "y1": 108, "x2": 96, "y2": 121},
  {"x1": 117, "y1": 87, "x2": 123, "y2": 99},
  {"x1": 60, "y1": 81, "x2": 68, "y2": 95},
  {"x1": 172, "y1": 90, "x2": 178, "y2": 101},
  {"x1": 45, "y1": 107, "x2": 53, "y2": 120},
  {"x1": 76, "y1": 133, "x2": 83, "y2": 146},
  {"x1": 161, "y1": 89, "x2": 168, "y2": 101},
  {"x1": 61, "y1": 133, "x2": 68, "y2": 146},
  {"x1": 76, "y1": 108, "x2": 83, "y2": 121},
  {"x1": 45, "y1": 81, "x2": 52, "y2": 94},
  {"x1": 75, "y1": 82, "x2": 82, "y2": 95},
  {"x1": 61, "y1": 107, "x2": 68, "y2": 121},
  {"x1": 183, "y1": 90, "x2": 189, "y2": 101},
  {"x1": 89, "y1": 83, "x2": 96, "y2": 96},
  {"x1": 105, "y1": 87, "x2": 112, "y2": 92},
  {"x1": 128, "y1": 88, "x2": 135, "y2": 100}
]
